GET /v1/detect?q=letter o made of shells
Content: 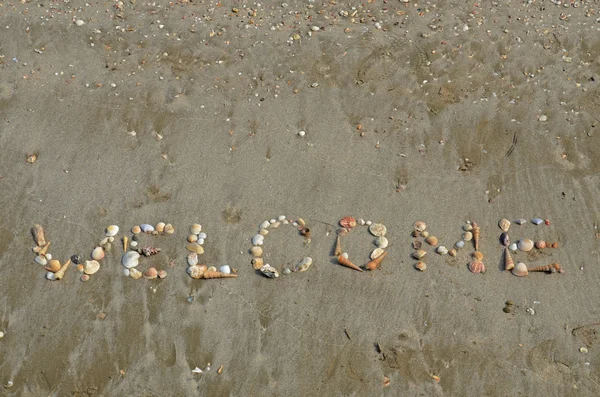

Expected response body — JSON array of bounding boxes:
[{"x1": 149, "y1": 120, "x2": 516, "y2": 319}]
[{"x1": 334, "y1": 217, "x2": 388, "y2": 272}]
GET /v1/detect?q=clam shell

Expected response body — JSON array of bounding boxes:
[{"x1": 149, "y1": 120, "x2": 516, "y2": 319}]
[
  {"x1": 514, "y1": 218, "x2": 527, "y2": 225},
  {"x1": 462, "y1": 231, "x2": 473, "y2": 241},
  {"x1": 129, "y1": 267, "x2": 142, "y2": 279},
  {"x1": 421, "y1": 231, "x2": 430, "y2": 238},
  {"x1": 46, "y1": 271, "x2": 56, "y2": 281},
  {"x1": 371, "y1": 248, "x2": 385, "y2": 260},
  {"x1": 463, "y1": 224, "x2": 473, "y2": 231},
  {"x1": 190, "y1": 223, "x2": 202, "y2": 234},
  {"x1": 250, "y1": 246, "x2": 263, "y2": 257},
  {"x1": 132, "y1": 225, "x2": 141, "y2": 234},
  {"x1": 252, "y1": 257, "x2": 264, "y2": 270},
  {"x1": 455, "y1": 241, "x2": 465, "y2": 249},
  {"x1": 105, "y1": 225, "x2": 119, "y2": 237},
  {"x1": 499, "y1": 232, "x2": 510, "y2": 247},
  {"x1": 144, "y1": 267, "x2": 158, "y2": 280},
  {"x1": 81, "y1": 274, "x2": 90, "y2": 282},
  {"x1": 271, "y1": 221, "x2": 281, "y2": 229},
  {"x1": 531, "y1": 218, "x2": 544, "y2": 225},
  {"x1": 188, "y1": 234, "x2": 198, "y2": 243},
  {"x1": 164, "y1": 224, "x2": 175, "y2": 234},
  {"x1": 512, "y1": 262, "x2": 528, "y2": 277},
  {"x1": 448, "y1": 248, "x2": 457, "y2": 257},
  {"x1": 99, "y1": 237, "x2": 109, "y2": 246},
  {"x1": 357, "y1": 218, "x2": 366, "y2": 226},
  {"x1": 498, "y1": 219, "x2": 511, "y2": 232},
  {"x1": 468, "y1": 260, "x2": 485, "y2": 274},
  {"x1": 412, "y1": 250, "x2": 427, "y2": 260},
  {"x1": 140, "y1": 224, "x2": 155, "y2": 233},
  {"x1": 35, "y1": 255, "x2": 48, "y2": 266},
  {"x1": 158, "y1": 270, "x2": 167, "y2": 279},
  {"x1": 425, "y1": 236, "x2": 438, "y2": 246},
  {"x1": 508, "y1": 242, "x2": 518, "y2": 251},
  {"x1": 259, "y1": 220, "x2": 270, "y2": 230},
  {"x1": 186, "y1": 243, "x2": 205, "y2": 255},
  {"x1": 207, "y1": 266, "x2": 217, "y2": 272},
  {"x1": 260, "y1": 264, "x2": 279, "y2": 278},
  {"x1": 504, "y1": 248, "x2": 514, "y2": 271},
  {"x1": 198, "y1": 232, "x2": 207, "y2": 240},
  {"x1": 252, "y1": 234, "x2": 265, "y2": 246},
  {"x1": 259, "y1": 229, "x2": 269, "y2": 236},
  {"x1": 219, "y1": 265, "x2": 231, "y2": 274},
  {"x1": 412, "y1": 240, "x2": 422, "y2": 249},
  {"x1": 277, "y1": 215, "x2": 286, "y2": 221},
  {"x1": 413, "y1": 221, "x2": 426, "y2": 232},
  {"x1": 517, "y1": 238, "x2": 534, "y2": 252},
  {"x1": 295, "y1": 257, "x2": 313, "y2": 272},
  {"x1": 415, "y1": 261, "x2": 426, "y2": 271},
  {"x1": 45, "y1": 259, "x2": 61, "y2": 272},
  {"x1": 472, "y1": 251, "x2": 484, "y2": 261},
  {"x1": 436, "y1": 246, "x2": 448, "y2": 255},
  {"x1": 369, "y1": 223, "x2": 387, "y2": 237},
  {"x1": 84, "y1": 260, "x2": 100, "y2": 275},
  {"x1": 45, "y1": 253, "x2": 52, "y2": 260},
  {"x1": 122, "y1": 251, "x2": 140, "y2": 268},
  {"x1": 155, "y1": 222, "x2": 166, "y2": 233},
  {"x1": 375, "y1": 236, "x2": 388, "y2": 248},
  {"x1": 91, "y1": 246, "x2": 105, "y2": 261},
  {"x1": 187, "y1": 253, "x2": 198, "y2": 266}
]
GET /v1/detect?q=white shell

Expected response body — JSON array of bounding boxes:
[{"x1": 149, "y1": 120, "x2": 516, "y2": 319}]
[
  {"x1": 219, "y1": 265, "x2": 231, "y2": 274},
  {"x1": 130, "y1": 241, "x2": 138, "y2": 248},
  {"x1": 84, "y1": 260, "x2": 100, "y2": 275},
  {"x1": 187, "y1": 253, "x2": 198, "y2": 266},
  {"x1": 341, "y1": 252, "x2": 349, "y2": 259},
  {"x1": 252, "y1": 234, "x2": 265, "y2": 246},
  {"x1": 35, "y1": 255, "x2": 48, "y2": 266},
  {"x1": 436, "y1": 246, "x2": 448, "y2": 255},
  {"x1": 91, "y1": 246, "x2": 105, "y2": 261},
  {"x1": 187, "y1": 265, "x2": 204, "y2": 279},
  {"x1": 455, "y1": 241, "x2": 465, "y2": 249},
  {"x1": 123, "y1": 268, "x2": 130, "y2": 277},
  {"x1": 190, "y1": 223, "x2": 202, "y2": 234},
  {"x1": 269, "y1": 219, "x2": 276, "y2": 224},
  {"x1": 370, "y1": 248, "x2": 385, "y2": 260},
  {"x1": 508, "y1": 243, "x2": 518, "y2": 251},
  {"x1": 375, "y1": 236, "x2": 388, "y2": 248},
  {"x1": 295, "y1": 257, "x2": 313, "y2": 272},
  {"x1": 46, "y1": 271, "x2": 56, "y2": 280},
  {"x1": 277, "y1": 215, "x2": 286, "y2": 221},
  {"x1": 45, "y1": 253, "x2": 52, "y2": 260},
  {"x1": 105, "y1": 225, "x2": 119, "y2": 237},
  {"x1": 259, "y1": 221, "x2": 270, "y2": 230},
  {"x1": 197, "y1": 239, "x2": 205, "y2": 245},
  {"x1": 462, "y1": 232, "x2": 473, "y2": 241},
  {"x1": 140, "y1": 224, "x2": 154, "y2": 233},
  {"x1": 368, "y1": 223, "x2": 387, "y2": 237},
  {"x1": 260, "y1": 264, "x2": 279, "y2": 278},
  {"x1": 198, "y1": 232, "x2": 207, "y2": 240},
  {"x1": 463, "y1": 224, "x2": 473, "y2": 231},
  {"x1": 99, "y1": 237, "x2": 109, "y2": 246},
  {"x1": 517, "y1": 238, "x2": 534, "y2": 252},
  {"x1": 366, "y1": 220, "x2": 373, "y2": 226},
  {"x1": 357, "y1": 218, "x2": 365, "y2": 226},
  {"x1": 122, "y1": 251, "x2": 140, "y2": 268}
]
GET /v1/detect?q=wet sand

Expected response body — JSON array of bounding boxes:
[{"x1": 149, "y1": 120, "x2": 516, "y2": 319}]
[{"x1": 1, "y1": 0, "x2": 600, "y2": 395}]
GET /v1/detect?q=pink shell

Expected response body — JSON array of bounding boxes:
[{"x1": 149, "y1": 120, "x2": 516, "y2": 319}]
[{"x1": 468, "y1": 260, "x2": 486, "y2": 274}]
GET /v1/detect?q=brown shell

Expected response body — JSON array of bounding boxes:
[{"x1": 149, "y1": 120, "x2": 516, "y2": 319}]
[
  {"x1": 415, "y1": 261, "x2": 426, "y2": 271},
  {"x1": 472, "y1": 223, "x2": 480, "y2": 251},
  {"x1": 334, "y1": 235, "x2": 342, "y2": 256},
  {"x1": 365, "y1": 251, "x2": 387, "y2": 271},
  {"x1": 337, "y1": 255, "x2": 363, "y2": 272},
  {"x1": 425, "y1": 236, "x2": 438, "y2": 246},
  {"x1": 472, "y1": 251, "x2": 484, "y2": 261},
  {"x1": 202, "y1": 271, "x2": 238, "y2": 279},
  {"x1": 32, "y1": 224, "x2": 46, "y2": 247},
  {"x1": 144, "y1": 267, "x2": 158, "y2": 279},
  {"x1": 412, "y1": 240, "x2": 422, "y2": 250},
  {"x1": 45, "y1": 259, "x2": 61, "y2": 273},
  {"x1": 339, "y1": 216, "x2": 357, "y2": 229},
  {"x1": 529, "y1": 263, "x2": 564, "y2": 274},
  {"x1": 504, "y1": 248, "x2": 514, "y2": 271}
]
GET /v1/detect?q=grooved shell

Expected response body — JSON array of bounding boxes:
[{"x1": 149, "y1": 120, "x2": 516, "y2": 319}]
[
  {"x1": 164, "y1": 224, "x2": 175, "y2": 234},
  {"x1": 472, "y1": 251, "x2": 484, "y2": 261},
  {"x1": 187, "y1": 265, "x2": 205, "y2": 279},
  {"x1": 369, "y1": 223, "x2": 387, "y2": 237},
  {"x1": 339, "y1": 216, "x2": 357, "y2": 228},
  {"x1": 252, "y1": 257, "x2": 264, "y2": 270},
  {"x1": 84, "y1": 260, "x2": 100, "y2": 275},
  {"x1": 371, "y1": 248, "x2": 386, "y2": 260},
  {"x1": 498, "y1": 219, "x2": 511, "y2": 232},
  {"x1": 413, "y1": 221, "x2": 426, "y2": 232}
]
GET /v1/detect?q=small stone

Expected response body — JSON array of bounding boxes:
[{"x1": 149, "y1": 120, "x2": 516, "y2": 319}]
[
  {"x1": 75, "y1": 20, "x2": 85, "y2": 26},
  {"x1": 580, "y1": 347, "x2": 589, "y2": 354},
  {"x1": 298, "y1": 130, "x2": 306, "y2": 137},
  {"x1": 539, "y1": 115, "x2": 548, "y2": 122},
  {"x1": 0, "y1": 331, "x2": 4, "y2": 338},
  {"x1": 282, "y1": 267, "x2": 292, "y2": 275}
]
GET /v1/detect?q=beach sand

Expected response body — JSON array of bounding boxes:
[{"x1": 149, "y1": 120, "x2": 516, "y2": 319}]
[{"x1": 1, "y1": 0, "x2": 600, "y2": 395}]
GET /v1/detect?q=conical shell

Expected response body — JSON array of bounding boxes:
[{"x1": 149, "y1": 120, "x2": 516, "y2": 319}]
[
  {"x1": 412, "y1": 250, "x2": 427, "y2": 260},
  {"x1": 123, "y1": 236, "x2": 128, "y2": 252},
  {"x1": 512, "y1": 262, "x2": 528, "y2": 277},
  {"x1": 366, "y1": 251, "x2": 387, "y2": 270},
  {"x1": 529, "y1": 263, "x2": 564, "y2": 273},
  {"x1": 202, "y1": 271, "x2": 238, "y2": 279},
  {"x1": 337, "y1": 255, "x2": 363, "y2": 272},
  {"x1": 45, "y1": 259, "x2": 61, "y2": 273},
  {"x1": 32, "y1": 224, "x2": 46, "y2": 247},
  {"x1": 54, "y1": 259, "x2": 72, "y2": 280},
  {"x1": 155, "y1": 222, "x2": 166, "y2": 233},
  {"x1": 425, "y1": 236, "x2": 438, "y2": 246},
  {"x1": 334, "y1": 236, "x2": 342, "y2": 256},
  {"x1": 498, "y1": 219, "x2": 511, "y2": 232},
  {"x1": 472, "y1": 223, "x2": 480, "y2": 251},
  {"x1": 504, "y1": 248, "x2": 514, "y2": 271},
  {"x1": 84, "y1": 260, "x2": 100, "y2": 275},
  {"x1": 39, "y1": 242, "x2": 51, "y2": 257}
]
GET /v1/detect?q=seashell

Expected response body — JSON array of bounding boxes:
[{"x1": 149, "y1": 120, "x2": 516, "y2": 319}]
[
  {"x1": 412, "y1": 250, "x2": 427, "y2": 260},
  {"x1": 144, "y1": 267, "x2": 158, "y2": 279},
  {"x1": 198, "y1": 239, "x2": 205, "y2": 245},
  {"x1": 250, "y1": 246, "x2": 263, "y2": 257},
  {"x1": 282, "y1": 267, "x2": 292, "y2": 275},
  {"x1": 46, "y1": 271, "x2": 56, "y2": 281},
  {"x1": 373, "y1": 236, "x2": 388, "y2": 249},
  {"x1": 259, "y1": 220, "x2": 270, "y2": 230},
  {"x1": 531, "y1": 218, "x2": 544, "y2": 225},
  {"x1": 186, "y1": 243, "x2": 204, "y2": 255},
  {"x1": 468, "y1": 260, "x2": 485, "y2": 274},
  {"x1": 337, "y1": 255, "x2": 363, "y2": 272},
  {"x1": 141, "y1": 246, "x2": 161, "y2": 256},
  {"x1": 415, "y1": 261, "x2": 426, "y2": 271},
  {"x1": 164, "y1": 224, "x2": 175, "y2": 234},
  {"x1": 413, "y1": 240, "x2": 422, "y2": 250},
  {"x1": 130, "y1": 241, "x2": 138, "y2": 248},
  {"x1": 32, "y1": 224, "x2": 47, "y2": 247},
  {"x1": 33, "y1": 246, "x2": 41, "y2": 253},
  {"x1": 357, "y1": 218, "x2": 366, "y2": 226},
  {"x1": 504, "y1": 248, "x2": 515, "y2": 271},
  {"x1": 45, "y1": 253, "x2": 52, "y2": 260},
  {"x1": 259, "y1": 228, "x2": 269, "y2": 236},
  {"x1": 187, "y1": 265, "x2": 204, "y2": 279},
  {"x1": 508, "y1": 242, "x2": 518, "y2": 251},
  {"x1": 369, "y1": 223, "x2": 387, "y2": 237},
  {"x1": 71, "y1": 254, "x2": 82, "y2": 265},
  {"x1": 45, "y1": 259, "x2": 61, "y2": 273},
  {"x1": 472, "y1": 223, "x2": 480, "y2": 251},
  {"x1": 108, "y1": 236, "x2": 115, "y2": 243},
  {"x1": 425, "y1": 236, "x2": 438, "y2": 246},
  {"x1": 76, "y1": 264, "x2": 84, "y2": 272},
  {"x1": 188, "y1": 234, "x2": 198, "y2": 243},
  {"x1": 155, "y1": 222, "x2": 166, "y2": 233},
  {"x1": 277, "y1": 215, "x2": 286, "y2": 221},
  {"x1": 462, "y1": 231, "x2": 473, "y2": 242},
  {"x1": 529, "y1": 263, "x2": 564, "y2": 274},
  {"x1": 252, "y1": 234, "x2": 265, "y2": 246},
  {"x1": 260, "y1": 264, "x2": 280, "y2": 278},
  {"x1": 158, "y1": 270, "x2": 167, "y2": 279},
  {"x1": 190, "y1": 223, "x2": 202, "y2": 235},
  {"x1": 269, "y1": 219, "x2": 276, "y2": 224},
  {"x1": 295, "y1": 257, "x2": 313, "y2": 272},
  {"x1": 39, "y1": 242, "x2": 51, "y2": 257},
  {"x1": 514, "y1": 218, "x2": 527, "y2": 225},
  {"x1": 297, "y1": 218, "x2": 306, "y2": 227},
  {"x1": 219, "y1": 265, "x2": 231, "y2": 274},
  {"x1": 517, "y1": 238, "x2": 534, "y2": 252},
  {"x1": 371, "y1": 248, "x2": 386, "y2": 260},
  {"x1": 421, "y1": 231, "x2": 430, "y2": 238},
  {"x1": 99, "y1": 237, "x2": 110, "y2": 246},
  {"x1": 340, "y1": 216, "x2": 357, "y2": 228},
  {"x1": 105, "y1": 225, "x2": 119, "y2": 237},
  {"x1": 366, "y1": 221, "x2": 373, "y2": 226},
  {"x1": 448, "y1": 248, "x2": 457, "y2": 257},
  {"x1": 129, "y1": 267, "x2": 142, "y2": 279},
  {"x1": 436, "y1": 246, "x2": 448, "y2": 255},
  {"x1": 498, "y1": 219, "x2": 511, "y2": 232},
  {"x1": 512, "y1": 262, "x2": 528, "y2": 277},
  {"x1": 187, "y1": 253, "x2": 198, "y2": 266},
  {"x1": 35, "y1": 255, "x2": 48, "y2": 266},
  {"x1": 535, "y1": 240, "x2": 546, "y2": 249},
  {"x1": 140, "y1": 224, "x2": 155, "y2": 233},
  {"x1": 455, "y1": 241, "x2": 465, "y2": 249},
  {"x1": 81, "y1": 274, "x2": 90, "y2": 282},
  {"x1": 122, "y1": 251, "x2": 140, "y2": 268},
  {"x1": 413, "y1": 221, "x2": 426, "y2": 232},
  {"x1": 54, "y1": 259, "x2": 71, "y2": 280},
  {"x1": 472, "y1": 251, "x2": 484, "y2": 261},
  {"x1": 463, "y1": 224, "x2": 473, "y2": 232},
  {"x1": 123, "y1": 236, "x2": 128, "y2": 252},
  {"x1": 91, "y1": 246, "x2": 105, "y2": 261},
  {"x1": 300, "y1": 227, "x2": 311, "y2": 238},
  {"x1": 132, "y1": 225, "x2": 141, "y2": 234},
  {"x1": 334, "y1": 236, "x2": 342, "y2": 256},
  {"x1": 202, "y1": 270, "x2": 238, "y2": 279},
  {"x1": 84, "y1": 260, "x2": 100, "y2": 275},
  {"x1": 366, "y1": 251, "x2": 387, "y2": 271},
  {"x1": 500, "y1": 232, "x2": 510, "y2": 247},
  {"x1": 338, "y1": 228, "x2": 350, "y2": 236},
  {"x1": 252, "y1": 257, "x2": 264, "y2": 270},
  {"x1": 282, "y1": 220, "x2": 289, "y2": 225},
  {"x1": 197, "y1": 232, "x2": 207, "y2": 240},
  {"x1": 550, "y1": 242, "x2": 559, "y2": 248}
]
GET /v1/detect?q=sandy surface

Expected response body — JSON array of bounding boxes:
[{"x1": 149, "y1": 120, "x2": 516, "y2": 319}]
[{"x1": 1, "y1": 0, "x2": 600, "y2": 395}]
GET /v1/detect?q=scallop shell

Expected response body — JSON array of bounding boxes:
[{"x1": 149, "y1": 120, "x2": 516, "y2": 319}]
[
  {"x1": 517, "y1": 238, "x2": 534, "y2": 252},
  {"x1": 122, "y1": 251, "x2": 140, "y2": 268},
  {"x1": 339, "y1": 216, "x2": 357, "y2": 228},
  {"x1": 84, "y1": 260, "x2": 100, "y2": 275},
  {"x1": 468, "y1": 260, "x2": 485, "y2": 274},
  {"x1": 412, "y1": 250, "x2": 427, "y2": 260},
  {"x1": 190, "y1": 223, "x2": 202, "y2": 234},
  {"x1": 531, "y1": 218, "x2": 544, "y2": 225},
  {"x1": 425, "y1": 236, "x2": 438, "y2": 246},
  {"x1": 371, "y1": 248, "x2": 386, "y2": 260},
  {"x1": 512, "y1": 262, "x2": 528, "y2": 277},
  {"x1": 375, "y1": 236, "x2": 388, "y2": 248},
  {"x1": 91, "y1": 246, "x2": 105, "y2": 261},
  {"x1": 436, "y1": 246, "x2": 448, "y2": 255},
  {"x1": 498, "y1": 219, "x2": 511, "y2": 232},
  {"x1": 164, "y1": 224, "x2": 175, "y2": 234},
  {"x1": 186, "y1": 243, "x2": 204, "y2": 255},
  {"x1": 413, "y1": 221, "x2": 426, "y2": 232},
  {"x1": 462, "y1": 231, "x2": 473, "y2": 241},
  {"x1": 295, "y1": 257, "x2": 313, "y2": 272},
  {"x1": 129, "y1": 267, "x2": 142, "y2": 279},
  {"x1": 514, "y1": 218, "x2": 527, "y2": 225},
  {"x1": 369, "y1": 223, "x2": 387, "y2": 237},
  {"x1": 144, "y1": 267, "x2": 158, "y2": 280},
  {"x1": 252, "y1": 234, "x2": 265, "y2": 246},
  {"x1": 250, "y1": 246, "x2": 263, "y2": 257},
  {"x1": 415, "y1": 261, "x2": 426, "y2": 271},
  {"x1": 105, "y1": 225, "x2": 119, "y2": 237},
  {"x1": 260, "y1": 264, "x2": 279, "y2": 278}
]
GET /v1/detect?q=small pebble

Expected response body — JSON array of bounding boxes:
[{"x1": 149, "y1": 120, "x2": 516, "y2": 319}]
[
  {"x1": 282, "y1": 267, "x2": 292, "y2": 275},
  {"x1": 539, "y1": 115, "x2": 548, "y2": 122},
  {"x1": 580, "y1": 347, "x2": 589, "y2": 354},
  {"x1": 0, "y1": 331, "x2": 4, "y2": 338},
  {"x1": 75, "y1": 20, "x2": 85, "y2": 26},
  {"x1": 298, "y1": 130, "x2": 306, "y2": 137}
]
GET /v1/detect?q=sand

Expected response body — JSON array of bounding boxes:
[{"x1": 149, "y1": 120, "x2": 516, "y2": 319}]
[{"x1": 1, "y1": 0, "x2": 600, "y2": 395}]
